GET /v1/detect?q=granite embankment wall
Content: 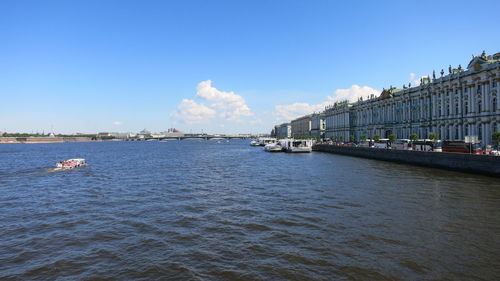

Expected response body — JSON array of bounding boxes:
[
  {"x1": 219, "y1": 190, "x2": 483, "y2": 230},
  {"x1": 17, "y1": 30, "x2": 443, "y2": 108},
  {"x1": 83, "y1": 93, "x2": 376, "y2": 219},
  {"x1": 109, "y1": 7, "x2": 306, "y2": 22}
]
[
  {"x1": 0, "y1": 137, "x2": 92, "y2": 143},
  {"x1": 313, "y1": 144, "x2": 500, "y2": 177}
]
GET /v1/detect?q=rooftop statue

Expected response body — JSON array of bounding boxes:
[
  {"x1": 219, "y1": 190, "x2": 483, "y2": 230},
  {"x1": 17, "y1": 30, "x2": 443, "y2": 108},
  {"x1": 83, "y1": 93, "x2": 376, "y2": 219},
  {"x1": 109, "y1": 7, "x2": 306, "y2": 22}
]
[
  {"x1": 449, "y1": 65, "x2": 452, "y2": 74},
  {"x1": 432, "y1": 70, "x2": 436, "y2": 79},
  {"x1": 440, "y1": 69, "x2": 444, "y2": 77}
]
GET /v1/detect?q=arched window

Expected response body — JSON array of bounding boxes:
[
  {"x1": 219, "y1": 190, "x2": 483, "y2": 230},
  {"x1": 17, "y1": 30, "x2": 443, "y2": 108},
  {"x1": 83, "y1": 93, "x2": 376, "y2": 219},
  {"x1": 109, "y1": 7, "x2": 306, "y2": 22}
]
[
  {"x1": 478, "y1": 100, "x2": 482, "y2": 113},
  {"x1": 493, "y1": 97, "x2": 497, "y2": 111},
  {"x1": 455, "y1": 102, "x2": 459, "y2": 115},
  {"x1": 465, "y1": 101, "x2": 469, "y2": 114}
]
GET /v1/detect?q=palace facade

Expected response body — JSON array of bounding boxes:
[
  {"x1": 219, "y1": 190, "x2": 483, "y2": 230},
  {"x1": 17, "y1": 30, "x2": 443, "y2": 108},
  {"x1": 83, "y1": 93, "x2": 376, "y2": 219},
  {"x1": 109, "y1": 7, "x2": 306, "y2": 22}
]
[{"x1": 287, "y1": 51, "x2": 500, "y2": 145}]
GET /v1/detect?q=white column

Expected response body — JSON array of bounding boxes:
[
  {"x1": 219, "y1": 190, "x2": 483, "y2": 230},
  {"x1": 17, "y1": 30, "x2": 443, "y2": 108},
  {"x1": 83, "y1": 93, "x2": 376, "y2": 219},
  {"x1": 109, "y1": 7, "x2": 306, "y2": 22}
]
[{"x1": 484, "y1": 123, "x2": 490, "y2": 145}]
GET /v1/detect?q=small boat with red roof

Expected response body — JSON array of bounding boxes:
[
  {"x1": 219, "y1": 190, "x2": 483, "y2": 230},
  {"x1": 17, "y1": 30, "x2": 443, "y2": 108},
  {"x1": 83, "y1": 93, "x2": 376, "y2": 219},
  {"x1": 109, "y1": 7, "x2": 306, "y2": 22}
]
[{"x1": 56, "y1": 158, "x2": 87, "y2": 170}]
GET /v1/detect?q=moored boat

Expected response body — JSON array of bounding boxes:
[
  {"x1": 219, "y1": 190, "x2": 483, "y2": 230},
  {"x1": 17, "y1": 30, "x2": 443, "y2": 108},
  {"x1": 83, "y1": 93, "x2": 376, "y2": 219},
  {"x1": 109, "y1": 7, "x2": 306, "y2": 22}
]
[
  {"x1": 258, "y1": 137, "x2": 277, "y2": 146},
  {"x1": 264, "y1": 142, "x2": 283, "y2": 152},
  {"x1": 251, "y1": 137, "x2": 278, "y2": 147},
  {"x1": 282, "y1": 139, "x2": 313, "y2": 153}
]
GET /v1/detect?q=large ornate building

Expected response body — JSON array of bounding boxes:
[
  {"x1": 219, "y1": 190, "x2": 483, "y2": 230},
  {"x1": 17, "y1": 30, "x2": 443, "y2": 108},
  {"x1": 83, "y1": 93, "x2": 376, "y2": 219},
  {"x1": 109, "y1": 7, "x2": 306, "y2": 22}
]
[
  {"x1": 291, "y1": 115, "x2": 312, "y2": 138},
  {"x1": 323, "y1": 51, "x2": 500, "y2": 145},
  {"x1": 310, "y1": 113, "x2": 326, "y2": 138},
  {"x1": 275, "y1": 122, "x2": 292, "y2": 138}
]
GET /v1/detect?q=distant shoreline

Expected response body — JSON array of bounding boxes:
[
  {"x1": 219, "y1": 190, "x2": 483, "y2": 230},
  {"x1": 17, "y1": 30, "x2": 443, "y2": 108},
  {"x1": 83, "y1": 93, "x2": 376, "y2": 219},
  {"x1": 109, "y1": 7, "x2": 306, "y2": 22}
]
[{"x1": 0, "y1": 137, "x2": 123, "y2": 144}]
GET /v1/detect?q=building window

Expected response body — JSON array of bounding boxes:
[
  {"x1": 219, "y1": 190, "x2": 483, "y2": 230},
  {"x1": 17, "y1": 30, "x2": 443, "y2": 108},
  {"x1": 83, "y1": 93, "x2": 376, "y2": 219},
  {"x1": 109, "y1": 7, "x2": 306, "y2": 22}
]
[
  {"x1": 494, "y1": 123, "x2": 497, "y2": 133},
  {"x1": 447, "y1": 104, "x2": 450, "y2": 115},
  {"x1": 478, "y1": 100, "x2": 482, "y2": 113},
  {"x1": 455, "y1": 126, "x2": 459, "y2": 139},
  {"x1": 478, "y1": 124, "x2": 482, "y2": 140},
  {"x1": 477, "y1": 85, "x2": 481, "y2": 94},
  {"x1": 455, "y1": 103, "x2": 459, "y2": 115},
  {"x1": 493, "y1": 80, "x2": 497, "y2": 88},
  {"x1": 465, "y1": 124, "x2": 469, "y2": 136},
  {"x1": 493, "y1": 98, "x2": 497, "y2": 111},
  {"x1": 465, "y1": 101, "x2": 468, "y2": 114}
]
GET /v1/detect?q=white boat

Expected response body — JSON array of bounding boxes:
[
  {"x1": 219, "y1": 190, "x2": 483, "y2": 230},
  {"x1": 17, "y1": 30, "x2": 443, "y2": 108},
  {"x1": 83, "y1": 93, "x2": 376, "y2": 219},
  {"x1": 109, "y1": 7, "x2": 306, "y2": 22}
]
[
  {"x1": 264, "y1": 142, "x2": 283, "y2": 152},
  {"x1": 251, "y1": 137, "x2": 278, "y2": 147},
  {"x1": 56, "y1": 158, "x2": 87, "y2": 170},
  {"x1": 282, "y1": 139, "x2": 313, "y2": 153},
  {"x1": 258, "y1": 137, "x2": 277, "y2": 146}
]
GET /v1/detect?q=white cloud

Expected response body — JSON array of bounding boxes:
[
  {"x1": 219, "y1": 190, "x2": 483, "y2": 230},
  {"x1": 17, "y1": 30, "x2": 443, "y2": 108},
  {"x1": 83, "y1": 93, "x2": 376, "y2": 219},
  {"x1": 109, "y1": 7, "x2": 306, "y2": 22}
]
[
  {"x1": 275, "y1": 102, "x2": 328, "y2": 122},
  {"x1": 327, "y1": 84, "x2": 380, "y2": 103},
  {"x1": 250, "y1": 118, "x2": 263, "y2": 125},
  {"x1": 196, "y1": 80, "x2": 252, "y2": 121},
  {"x1": 274, "y1": 85, "x2": 380, "y2": 122},
  {"x1": 409, "y1": 73, "x2": 431, "y2": 87},
  {"x1": 171, "y1": 99, "x2": 216, "y2": 124},
  {"x1": 112, "y1": 121, "x2": 123, "y2": 125},
  {"x1": 409, "y1": 73, "x2": 421, "y2": 86}
]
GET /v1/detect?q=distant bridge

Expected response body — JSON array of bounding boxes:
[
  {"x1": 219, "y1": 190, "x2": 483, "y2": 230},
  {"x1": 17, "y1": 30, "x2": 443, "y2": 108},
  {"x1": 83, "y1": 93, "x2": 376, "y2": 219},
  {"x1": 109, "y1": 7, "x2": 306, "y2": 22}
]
[{"x1": 135, "y1": 134, "x2": 262, "y2": 141}]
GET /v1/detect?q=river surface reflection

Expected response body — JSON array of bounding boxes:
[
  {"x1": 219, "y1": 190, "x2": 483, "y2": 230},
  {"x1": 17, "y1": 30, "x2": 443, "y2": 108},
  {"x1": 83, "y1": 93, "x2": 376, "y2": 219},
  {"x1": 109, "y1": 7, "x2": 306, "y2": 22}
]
[{"x1": 0, "y1": 140, "x2": 499, "y2": 280}]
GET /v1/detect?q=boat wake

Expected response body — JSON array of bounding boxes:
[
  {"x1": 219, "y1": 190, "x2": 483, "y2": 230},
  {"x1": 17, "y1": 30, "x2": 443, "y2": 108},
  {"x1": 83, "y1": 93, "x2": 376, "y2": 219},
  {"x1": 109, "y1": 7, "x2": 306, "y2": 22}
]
[{"x1": 47, "y1": 164, "x2": 88, "y2": 173}]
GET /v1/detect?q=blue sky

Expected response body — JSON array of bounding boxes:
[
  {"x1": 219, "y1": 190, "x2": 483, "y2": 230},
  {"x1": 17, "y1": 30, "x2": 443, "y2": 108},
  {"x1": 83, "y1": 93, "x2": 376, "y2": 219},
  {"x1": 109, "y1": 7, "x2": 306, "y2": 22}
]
[{"x1": 1, "y1": 0, "x2": 499, "y2": 134}]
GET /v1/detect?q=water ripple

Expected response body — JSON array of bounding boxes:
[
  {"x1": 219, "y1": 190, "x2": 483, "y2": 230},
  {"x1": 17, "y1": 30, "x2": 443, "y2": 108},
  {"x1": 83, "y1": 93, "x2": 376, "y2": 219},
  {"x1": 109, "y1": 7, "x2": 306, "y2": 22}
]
[{"x1": 0, "y1": 141, "x2": 499, "y2": 280}]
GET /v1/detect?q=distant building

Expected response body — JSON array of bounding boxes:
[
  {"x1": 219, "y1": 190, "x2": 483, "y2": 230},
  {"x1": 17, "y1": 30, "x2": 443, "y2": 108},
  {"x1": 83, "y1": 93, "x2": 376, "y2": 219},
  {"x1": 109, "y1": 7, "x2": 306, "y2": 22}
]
[
  {"x1": 166, "y1": 128, "x2": 183, "y2": 134},
  {"x1": 97, "y1": 132, "x2": 113, "y2": 137},
  {"x1": 110, "y1": 132, "x2": 130, "y2": 139},
  {"x1": 275, "y1": 51, "x2": 500, "y2": 145},
  {"x1": 161, "y1": 128, "x2": 184, "y2": 138},
  {"x1": 276, "y1": 123, "x2": 291, "y2": 138},
  {"x1": 139, "y1": 129, "x2": 151, "y2": 135},
  {"x1": 310, "y1": 113, "x2": 326, "y2": 138},
  {"x1": 150, "y1": 134, "x2": 166, "y2": 138},
  {"x1": 347, "y1": 51, "x2": 500, "y2": 144},
  {"x1": 291, "y1": 115, "x2": 312, "y2": 138},
  {"x1": 324, "y1": 101, "x2": 351, "y2": 141},
  {"x1": 137, "y1": 129, "x2": 152, "y2": 139}
]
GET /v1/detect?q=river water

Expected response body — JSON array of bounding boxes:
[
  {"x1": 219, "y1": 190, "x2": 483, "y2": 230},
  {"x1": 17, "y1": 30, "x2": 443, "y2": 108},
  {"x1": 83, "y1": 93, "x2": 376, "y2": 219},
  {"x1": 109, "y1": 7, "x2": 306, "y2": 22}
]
[{"x1": 0, "y1": 140, "x2": 499, "y2": 280}]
